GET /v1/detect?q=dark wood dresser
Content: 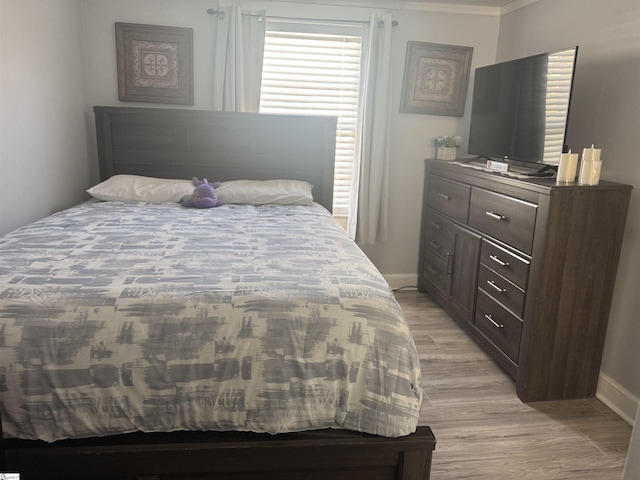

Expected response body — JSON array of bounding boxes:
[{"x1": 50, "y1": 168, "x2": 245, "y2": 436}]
[{"x1": 418, "y1": 159, "x2": 633, "y2": 402}]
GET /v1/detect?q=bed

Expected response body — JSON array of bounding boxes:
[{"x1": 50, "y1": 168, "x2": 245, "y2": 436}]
[{"x1": 0, "y1": 106, "x2": 435, "y2": 479}]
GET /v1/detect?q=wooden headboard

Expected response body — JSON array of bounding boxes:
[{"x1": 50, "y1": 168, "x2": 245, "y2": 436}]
[{"x1": 93, "y1": 106, "x2": 337, "y2": 211}]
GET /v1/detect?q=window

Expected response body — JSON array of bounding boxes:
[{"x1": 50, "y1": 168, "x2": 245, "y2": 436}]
[
  {"x1": 259, "y1": 22, "x2": 363, "y2": 217},
  {"x1": 543, "y1": 48, "x2": 577, "y2": 164}
]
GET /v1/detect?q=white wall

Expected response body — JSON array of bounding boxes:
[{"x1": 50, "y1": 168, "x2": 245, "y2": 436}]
[
  {"x1": 496, "y1": 0, "x2": 640, "y2": 423},
  {"x1": 0, "y1": 0, "x2": 91, "y2": 236}
]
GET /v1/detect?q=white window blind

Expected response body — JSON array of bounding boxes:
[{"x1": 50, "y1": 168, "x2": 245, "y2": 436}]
[
  {"x1": 259, "y1": 27, "x2": 363, "y2": 216},
  {"x1": 543, "y1": 48, "x2": 576, "y2": 163}
]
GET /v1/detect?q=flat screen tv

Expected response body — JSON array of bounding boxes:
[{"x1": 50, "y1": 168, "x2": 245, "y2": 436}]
[{"x1": 467, "y1": 46, "x2": 578, "y2": 170}]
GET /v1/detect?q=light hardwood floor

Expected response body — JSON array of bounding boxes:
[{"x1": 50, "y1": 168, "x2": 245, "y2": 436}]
[{"x1": 395, "y1": 290, "x2": 632, "y2": 480}]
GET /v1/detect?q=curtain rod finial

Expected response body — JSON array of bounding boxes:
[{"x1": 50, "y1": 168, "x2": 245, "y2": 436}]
[{"x1": 206, "y1": 8, "x2": 226, "y2": 20}]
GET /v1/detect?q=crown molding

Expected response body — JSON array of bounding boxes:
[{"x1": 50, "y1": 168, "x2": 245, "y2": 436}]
[
  {"x1": 263, "y1": 0, "x2": 500, "y2": 16},
  {"x1": 251, "y1": 0, "x2": 541, "y2": 17},
  {"x1": 394, "y1": 1, "x2": 501, "y2": 15},
  {"x1": 500, "y1": 0, "x2": 539, "y2": 15}
]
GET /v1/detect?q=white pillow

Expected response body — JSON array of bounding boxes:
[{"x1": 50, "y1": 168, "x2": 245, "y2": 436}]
[
  {"x1": 87, "y1": 175, "x2": 195, "y2": 202},
  {"x1": 217, "y1": 179, "x2": 314, "y2": 206}
]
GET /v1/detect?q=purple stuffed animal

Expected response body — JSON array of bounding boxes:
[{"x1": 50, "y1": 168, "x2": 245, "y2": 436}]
[{"x1": 182, "y1": 177, "x2": 224, "y2": 208}]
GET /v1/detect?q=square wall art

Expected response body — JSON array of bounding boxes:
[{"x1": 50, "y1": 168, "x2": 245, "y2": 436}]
[
  {"x1": 115, "y1": 22, "x2": 193, "y2": 105},
  {"x1": 400, "y1": 41, "x2": 473, "y2": 116}
]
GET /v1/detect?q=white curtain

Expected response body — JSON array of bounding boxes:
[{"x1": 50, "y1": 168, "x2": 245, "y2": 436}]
[
  {"x1": 212, "y1": 5, "x2": 266, "y2": 112},
  {"x1": 347, "y1": 12, "x2": 393, "y2": 245}
]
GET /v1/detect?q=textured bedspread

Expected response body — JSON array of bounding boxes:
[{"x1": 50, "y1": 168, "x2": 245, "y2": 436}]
[{"x1": 0, "y1": 201, "x2": 422, "y2": 442}]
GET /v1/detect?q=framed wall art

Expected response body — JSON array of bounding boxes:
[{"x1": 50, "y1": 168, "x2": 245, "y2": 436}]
[
  {"x1": 400, "y1": 41, "x2": 473, "y2": 116},
  {"x1": 115, "y1": 23, "x2": 194, "y2": 105}
]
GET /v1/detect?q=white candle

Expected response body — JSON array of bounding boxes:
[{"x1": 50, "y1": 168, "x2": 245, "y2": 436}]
[
  {"x1": 557, "y1": 150, "x2": 579, "y2": 183},
  {"x1": 579, "y1": 161, "x2": 601, "y2": 185},
  {"x1": 579, "y1": 144, "x2": 603, "y2": 185},
  {"x1": 578, "y1": 160, "x2": 602, "y2": 186},
  {"x1": 582, "y1": 144, "x2": 601, "y2": 162}
]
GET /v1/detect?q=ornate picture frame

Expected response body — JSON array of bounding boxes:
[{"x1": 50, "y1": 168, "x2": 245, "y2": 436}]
[
  {"x1": 400, "y1": 42, "x2": 473, "y2": 116},
  {"x1": 115, "y1": 23, "x2": 194, "y2": 105}
]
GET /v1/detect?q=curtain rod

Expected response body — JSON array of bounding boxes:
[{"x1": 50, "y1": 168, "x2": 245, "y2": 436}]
[{"x1": 206, "y1": 8, "x2": 398, "y2": 27}]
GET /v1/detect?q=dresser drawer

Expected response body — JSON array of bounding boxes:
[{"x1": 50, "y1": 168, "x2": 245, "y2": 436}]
[
  {"x1": 424, "y1": 209, "x2": 454, "y2": 259},
  {"x1": 427, "y1": 175, "x2": 470, "y2": 223},
  {"x1": 422, "y1": 249, "x2": 451, "y2": 298},
  {"x1": 480, "y1": 239, "x2": 530, "y2": 290},
  {"x1": 478, "y1": 265, "x2": 525, "y2": 317},
  {"x1": 475, "y1": 290, "x2": 523, "y2": 364},
  {"x1": 469, "y1": 188, "x2": 537, "y2": 254}
]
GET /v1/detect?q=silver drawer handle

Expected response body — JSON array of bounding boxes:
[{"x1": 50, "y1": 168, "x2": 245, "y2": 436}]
[
  {"x1": 486, "y1": 280, "x2": 506, "y2": 293},
  {"x1": 485, "y1": 314, "x2": 504, "y2": 329},
  {"x1": 428, "y1": 240, "x2": 441, "y2": 251},
  {"x1": 489, "y1": 254, "x2": 510, "y2": 267},
  {"x1": 437, "y1": 192, "x2": 451, "y2": 201},
  {"x1": 431, "y1": 221, "x2": 442, "y2": 231},
  {"x1": 485, "y1": 211, "x2": 508, "y2": 221}
]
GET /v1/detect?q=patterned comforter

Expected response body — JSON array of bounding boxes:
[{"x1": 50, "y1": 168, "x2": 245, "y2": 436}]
[{"x1": 0, "y1": 201, "x2": 422, "y2": 442}]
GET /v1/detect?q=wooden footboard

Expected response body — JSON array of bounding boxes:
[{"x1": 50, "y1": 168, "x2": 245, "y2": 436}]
[{"x1": 2, "y1": 427, "x2": 435, "y2": 480}]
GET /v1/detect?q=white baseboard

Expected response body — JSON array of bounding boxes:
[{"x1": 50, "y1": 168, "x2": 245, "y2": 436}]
[
  {"x1": 597, "y1": 372, "x2": 639, "y2": 425},
  {"x1": 384, "y1": 274, "x2": 418, "y2": 291}
]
